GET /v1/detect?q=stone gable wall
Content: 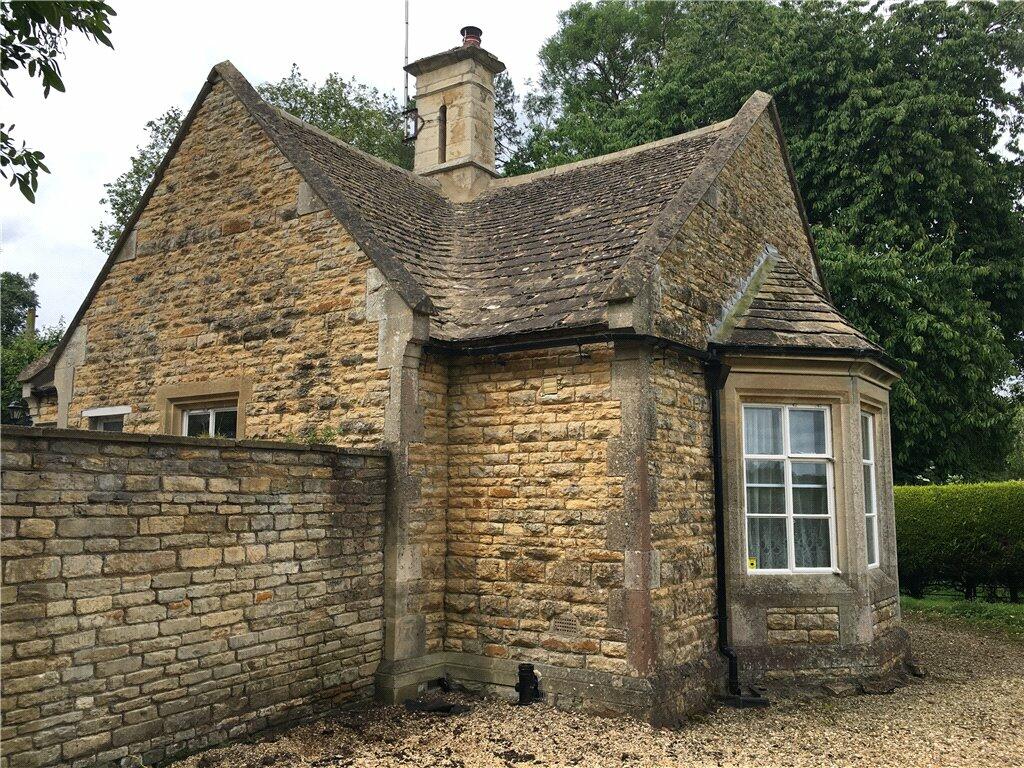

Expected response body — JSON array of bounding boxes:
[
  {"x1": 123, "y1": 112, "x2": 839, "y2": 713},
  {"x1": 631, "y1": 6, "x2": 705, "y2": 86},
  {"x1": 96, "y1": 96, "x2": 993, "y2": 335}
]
[
  {"x1": 0, "y1": 428, "x2": 386, "y2": 767},
  {"x1": 656, "y1": 112, "x2": 820, "y2": 344},
  {"x1": 64, "y1": 78, "x2": 388, "y2": 447},
  {"x1": 444, "y1": 345, "x2": 628, "y2": 674}
]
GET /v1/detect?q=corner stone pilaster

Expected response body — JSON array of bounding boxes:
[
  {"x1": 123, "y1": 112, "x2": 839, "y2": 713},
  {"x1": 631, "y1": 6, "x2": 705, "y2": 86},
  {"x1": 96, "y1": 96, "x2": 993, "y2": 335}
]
[
  {"x1": 364, "y1": 267, "x2": 433, "y2": 702},
  {"x1": 608, "y1": 339, "x2": 659, "y2": 677}
]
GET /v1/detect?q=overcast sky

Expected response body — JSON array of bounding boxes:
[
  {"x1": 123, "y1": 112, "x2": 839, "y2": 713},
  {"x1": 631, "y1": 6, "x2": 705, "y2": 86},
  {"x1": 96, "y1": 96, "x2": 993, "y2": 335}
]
[{"x1": 2, "y1": 0, "x2": 574, "y2": 328}]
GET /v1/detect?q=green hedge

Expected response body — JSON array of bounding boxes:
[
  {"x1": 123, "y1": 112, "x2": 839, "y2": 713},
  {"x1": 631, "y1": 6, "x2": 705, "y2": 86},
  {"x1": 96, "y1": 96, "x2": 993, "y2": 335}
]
[{"x1": 895, "y1": 481, "x2": 1024, "y2": 601}]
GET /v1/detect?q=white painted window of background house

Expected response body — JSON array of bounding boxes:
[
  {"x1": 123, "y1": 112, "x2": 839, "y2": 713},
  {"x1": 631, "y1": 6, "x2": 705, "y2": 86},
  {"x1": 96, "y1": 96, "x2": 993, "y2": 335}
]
[
  {"x1": 861, "y1": 412, "x2": 880, "y2": 568},
  {"x1": 182, "y1": 406, "x2": 237, "y2": 439},
  {"x1": 743, "y1": 405, "x2": 837, "y2": 573}
]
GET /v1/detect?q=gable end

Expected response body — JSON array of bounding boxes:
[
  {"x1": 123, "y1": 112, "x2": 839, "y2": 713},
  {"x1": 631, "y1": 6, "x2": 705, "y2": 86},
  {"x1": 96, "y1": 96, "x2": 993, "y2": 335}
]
[
  {"x1": 602, "y1": 91, "x2": 830, "y2": 314},
  {"x1": 29, "y1": 61, "x2": 435, "y2": 386}
]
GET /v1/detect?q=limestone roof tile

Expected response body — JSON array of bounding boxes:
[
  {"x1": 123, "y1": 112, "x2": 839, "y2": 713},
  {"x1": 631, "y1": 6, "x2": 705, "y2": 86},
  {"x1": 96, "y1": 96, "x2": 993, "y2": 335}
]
[
  {"x1": 262, "y1": 97, "x2": 727, "y2": 341},
  {"x1": 720, "y1": 256, "x2": 883, "y2": 354}
]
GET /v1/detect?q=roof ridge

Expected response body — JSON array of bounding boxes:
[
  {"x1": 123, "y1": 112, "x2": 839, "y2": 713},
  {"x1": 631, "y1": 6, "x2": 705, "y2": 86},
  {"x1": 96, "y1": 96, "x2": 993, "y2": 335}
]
[
  {"x1": 485, "y1": 118, "x2": 733, "y2": 193},
  {"x1": 711, "y1": 245, "x2": 779, "y2": 343},
  {"x1": 269, "y1": 105, "x2": 446, "y2": 195}
]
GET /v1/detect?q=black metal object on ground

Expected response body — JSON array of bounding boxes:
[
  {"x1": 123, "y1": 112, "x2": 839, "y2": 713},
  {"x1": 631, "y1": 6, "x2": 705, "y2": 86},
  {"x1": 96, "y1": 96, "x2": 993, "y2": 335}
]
[{"x1": 514, "y1": 663, "x2": 542, "y2": 705}]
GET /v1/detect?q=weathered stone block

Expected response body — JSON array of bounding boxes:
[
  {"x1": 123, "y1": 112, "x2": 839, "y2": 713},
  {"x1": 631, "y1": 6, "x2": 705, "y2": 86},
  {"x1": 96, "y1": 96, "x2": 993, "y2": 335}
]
[
  {"x1": 19, "y1": 519, "x2": 56, "y2": 538},
  {"x1": 58, "y1": 518, "x2": 137, "y2": 538},
  {"x1": 179, "y1": 548, "x2": 222, "y2": 569},
  {"x1": 63, "y1": 555, "x2": 103, "y2": 578},
  {"x1": 5, "y1": 556, "x2": 61, "y2": 583},
  {"x1": 162, "y1": 476, "x2": 206, "y2": 492},
  {"x1": 105, "y1": 552, "x2": 175, "y2": 575},
  {"x1": 62, "y1": 732, "x2": 111, "y2": 760}
]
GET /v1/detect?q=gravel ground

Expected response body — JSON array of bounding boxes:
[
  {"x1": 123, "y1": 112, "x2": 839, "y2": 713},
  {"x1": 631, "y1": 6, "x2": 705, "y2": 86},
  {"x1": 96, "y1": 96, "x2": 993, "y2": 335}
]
[{"x1": 170, "y1": 616, "x2": 1023, "y2": 768}]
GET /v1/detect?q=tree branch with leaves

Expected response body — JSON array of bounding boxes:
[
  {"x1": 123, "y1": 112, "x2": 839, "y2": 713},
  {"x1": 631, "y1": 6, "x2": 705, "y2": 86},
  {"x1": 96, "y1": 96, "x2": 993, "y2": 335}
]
[{"x1": 1, "y1": 1, "x2": 115, "y2": 201}]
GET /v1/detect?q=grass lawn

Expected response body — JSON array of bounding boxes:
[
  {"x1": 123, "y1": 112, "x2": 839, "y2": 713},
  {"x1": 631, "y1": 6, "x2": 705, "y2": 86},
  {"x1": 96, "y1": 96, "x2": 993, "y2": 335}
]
[{"x1": 901, "y1": 593, "x2": 1024, "y2": 637}]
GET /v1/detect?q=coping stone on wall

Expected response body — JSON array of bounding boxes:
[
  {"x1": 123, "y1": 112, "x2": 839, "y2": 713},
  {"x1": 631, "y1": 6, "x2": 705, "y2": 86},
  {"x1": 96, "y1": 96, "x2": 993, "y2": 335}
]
[{"x1": 1, "y1": 425, "x2": 389, "y2": 457}]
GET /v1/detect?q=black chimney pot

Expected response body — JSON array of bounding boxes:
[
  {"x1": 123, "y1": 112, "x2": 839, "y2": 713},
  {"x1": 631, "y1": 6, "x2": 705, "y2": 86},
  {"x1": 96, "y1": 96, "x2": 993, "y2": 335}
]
[{"x1": 460, "y1": 26, "x2": 482, "y2": 47}]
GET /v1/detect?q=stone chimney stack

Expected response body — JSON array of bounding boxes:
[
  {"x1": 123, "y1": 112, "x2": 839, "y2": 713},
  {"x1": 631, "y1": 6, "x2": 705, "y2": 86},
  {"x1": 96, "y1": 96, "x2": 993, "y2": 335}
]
[{"x1": 405, "y1": 26, "x2": 506, "y2": 201}]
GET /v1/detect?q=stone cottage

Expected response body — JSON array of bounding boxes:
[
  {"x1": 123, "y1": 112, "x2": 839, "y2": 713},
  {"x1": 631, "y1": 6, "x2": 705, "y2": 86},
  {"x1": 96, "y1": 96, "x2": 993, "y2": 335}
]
[{"x1": 19, "y1": 27, "x2": 908, "y2": 721}]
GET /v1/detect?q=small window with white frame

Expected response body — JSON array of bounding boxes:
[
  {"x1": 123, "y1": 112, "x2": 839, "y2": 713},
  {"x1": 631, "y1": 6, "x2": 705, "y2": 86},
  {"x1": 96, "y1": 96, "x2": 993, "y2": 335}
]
[
  {"x1": 182, "y1": 404, "x2": 238, "y2": 439},
  {"x1": 742, "y1": 404, "x2": 836, "y2": 573},
  {"x1": 83, "y1": 405, "x2": 130, "y2": 433},
  {"x1": 91, "y1": 414, "x2": 124, "y2": 432},
  {"x1": 861, "y1": 411, "x2": 880, "y2": 567}
]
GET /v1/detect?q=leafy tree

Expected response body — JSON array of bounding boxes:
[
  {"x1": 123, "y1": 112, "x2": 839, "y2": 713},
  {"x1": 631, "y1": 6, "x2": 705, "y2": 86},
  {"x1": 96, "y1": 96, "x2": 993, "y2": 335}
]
[
  {"x1": 513, "y1": 0, "x2": 1024, "y2": 481},
  {"x1": 1, "y1": 270, "x2": 39, "y2": 339},
  {"x1": 258, "y1": 64, "x2": 410, "y2": 168},
  {"x1": 493, "y1": 72, "x2": 523, "y2": 173},
  {"x1": 1008, "y1": 400, "x2": 1024, "y2": 480},
  {"x1": 93, "y1": 66, "x2": 411, "y2": 251},
  {"x1": 0, "y1": 271, "x2": 62, "y2": 421},
  {"x1": 92, "y1": 108, "x2": 183, "y2": 253},
  {"x1": 1, "y1": 1, "x2": 115, "y2": 201}
]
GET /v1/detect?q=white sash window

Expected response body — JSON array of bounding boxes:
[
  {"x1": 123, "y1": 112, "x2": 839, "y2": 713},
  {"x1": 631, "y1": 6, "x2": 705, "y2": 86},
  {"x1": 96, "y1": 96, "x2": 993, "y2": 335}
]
[
  {"x1": 861, "y1": 412, "x2": 880, "y2": 567},
  {"x1": 743, "y1": 405, "x2": 837, "y2": 573}
]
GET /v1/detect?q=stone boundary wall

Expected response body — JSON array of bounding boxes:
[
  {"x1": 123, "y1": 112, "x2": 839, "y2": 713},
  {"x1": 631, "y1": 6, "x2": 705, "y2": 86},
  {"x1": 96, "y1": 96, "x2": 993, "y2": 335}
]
[{"x1": 1, "y1": 427, "x2": 387, "y2": 767}]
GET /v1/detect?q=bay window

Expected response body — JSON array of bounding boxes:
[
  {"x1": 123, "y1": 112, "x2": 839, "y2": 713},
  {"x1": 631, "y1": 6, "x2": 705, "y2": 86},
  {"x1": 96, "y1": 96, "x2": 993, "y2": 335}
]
[
  {"x1": 743, "y1": 405, "x2": 836, "y2": 573},
  {"x1": 861, "y1": 412, "x2": 880, "y2": 567}
]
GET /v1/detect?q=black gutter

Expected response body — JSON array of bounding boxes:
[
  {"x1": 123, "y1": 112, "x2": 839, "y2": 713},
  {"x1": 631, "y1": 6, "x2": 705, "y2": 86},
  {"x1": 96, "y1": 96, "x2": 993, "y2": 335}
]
[{"x1": 425, "y1": 326, "x2": 711, "y2": 362}]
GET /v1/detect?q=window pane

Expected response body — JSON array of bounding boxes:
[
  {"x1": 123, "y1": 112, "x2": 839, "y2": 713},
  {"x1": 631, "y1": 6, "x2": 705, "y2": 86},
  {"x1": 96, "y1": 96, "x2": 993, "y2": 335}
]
[
  {"x1": 862, "y1": 465, "x2": 875, "y2": 515},
  {"x1": 865, "y1": 514, "x2": 878, "y2": 566},
  {"x1": 745, "y1": 459, "x2": 784, "y2": 486},
  {"x1": 793, "y1": 486, "x2": 828, "y2": 516},
  {"x1": 186, "y1": 412, "x2": 210, "y2": 437},
  {"x1": 95, "y1": 416, "x2": 124, "y2": 432},
  {"x1": 791, "y1": 461, "x2": 827, "y2": 487},
  {"x1": 747, "y1": 486, "x2": 786, "y2": 515},
  {"x1": 790, "y1": 409, "x2": 826, "y2": 454},
  {"x1": 794, "y1": 517, "x2": 831, "y2": 568},
  {"x1": 747, "y1": 517, "x2": 788, "y2": 569},
  {"x1": 860, "y1": 413, "x2": 873, "y2": 460},
  {"x1": 214, "y1": 409, "x2": 237, "y2": 438},
  {"x1": 744, "y1": 407, "x2": 782, "y2": 455}
]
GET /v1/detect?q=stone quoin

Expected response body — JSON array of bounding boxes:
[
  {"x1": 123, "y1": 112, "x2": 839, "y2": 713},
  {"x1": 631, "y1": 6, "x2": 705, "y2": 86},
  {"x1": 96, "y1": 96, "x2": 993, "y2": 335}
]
[{"x1": 10, "y1": 23, "x2": 910, "y2": 763}]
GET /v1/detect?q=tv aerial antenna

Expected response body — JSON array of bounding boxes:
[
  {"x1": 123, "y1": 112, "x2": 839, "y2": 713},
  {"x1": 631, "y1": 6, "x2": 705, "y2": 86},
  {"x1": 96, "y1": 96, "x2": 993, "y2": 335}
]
[
  {"x1": 403, "y1": 0, "x2": 410, "y2": 108},
  {"x1": 401, "y1": 0, "x2": 422, "y2": 142}
]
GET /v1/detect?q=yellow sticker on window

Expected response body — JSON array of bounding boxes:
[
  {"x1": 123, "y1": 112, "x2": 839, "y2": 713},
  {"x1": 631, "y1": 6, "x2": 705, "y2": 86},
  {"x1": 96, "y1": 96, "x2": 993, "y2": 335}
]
[{"x1": 748, "y1": 557, "x2": 757, "y2": 570}]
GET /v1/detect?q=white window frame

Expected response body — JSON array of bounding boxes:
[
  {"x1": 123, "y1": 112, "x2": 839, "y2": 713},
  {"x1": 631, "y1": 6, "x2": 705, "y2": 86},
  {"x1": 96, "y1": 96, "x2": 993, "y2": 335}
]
[
  {"x1": 84, "y1": 405, "x2": 131, "y2": 433},
  {"x1": 91, "y1": 415, "x2": 125, "y2": 432},
  {"x1": 742, "y1": 404, "x2": 838, "y2": 575},
  {"x1": 82, "y1": 405, "x2": 131, "y2": 418},
  {"x1": 861, "y1": 411, "x2": 880, "y2": 568},
  {"x1": 182, "y1": 406, "x2": 238, "y2": 439}
]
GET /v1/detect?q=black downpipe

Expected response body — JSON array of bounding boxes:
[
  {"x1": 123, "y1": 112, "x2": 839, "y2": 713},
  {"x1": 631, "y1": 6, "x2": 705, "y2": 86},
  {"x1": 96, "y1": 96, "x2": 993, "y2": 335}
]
[
  {"x1": 705, "y1": 356, "x2": 768, "y2": 707},
  {"x1": 514, "y1": 663, "x2": 542, "y2": 705}
]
